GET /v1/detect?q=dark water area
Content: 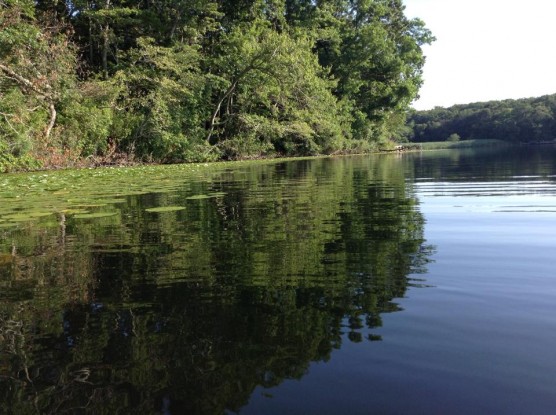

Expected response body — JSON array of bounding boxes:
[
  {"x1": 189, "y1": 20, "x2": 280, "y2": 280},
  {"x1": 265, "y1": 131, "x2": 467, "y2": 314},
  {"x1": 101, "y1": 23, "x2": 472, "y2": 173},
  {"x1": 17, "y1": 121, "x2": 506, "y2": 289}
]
[{"x1": 1, "y1": 146, "x2": 556, "y2": 414}]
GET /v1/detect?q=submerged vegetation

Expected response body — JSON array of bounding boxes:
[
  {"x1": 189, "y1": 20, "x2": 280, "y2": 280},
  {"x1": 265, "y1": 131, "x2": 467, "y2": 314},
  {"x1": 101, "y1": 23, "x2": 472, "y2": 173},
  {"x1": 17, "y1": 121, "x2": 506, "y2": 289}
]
[{"x1": 0, "y1": 0, "x2": 433, "y2": 172}]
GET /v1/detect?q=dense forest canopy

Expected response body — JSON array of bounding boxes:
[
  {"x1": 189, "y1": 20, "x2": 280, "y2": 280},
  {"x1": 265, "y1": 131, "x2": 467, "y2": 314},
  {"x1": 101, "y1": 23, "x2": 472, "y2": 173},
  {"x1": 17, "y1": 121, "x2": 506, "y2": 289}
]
[
  {"x1": 0, "y1": 0, "x2": 433, "y2": 170},
  {"x1": 405, "y1": 93, "x2": 556, "y2": 143}
]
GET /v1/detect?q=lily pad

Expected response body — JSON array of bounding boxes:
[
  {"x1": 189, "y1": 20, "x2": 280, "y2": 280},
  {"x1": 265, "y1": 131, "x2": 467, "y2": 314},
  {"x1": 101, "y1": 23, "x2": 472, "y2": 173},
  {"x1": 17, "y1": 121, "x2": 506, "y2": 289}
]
[
  {"x1": 186, "y1": 194, "x2": 211, "y2": 200},
  {"x1": 95, "y1": 198, "x2": 127, "y2": 204},
  {"x1": 67, "y1": 203, "x2": 108, "y2": 208},
  {"x1": 61, "y1": 209, "x2": 91, "y2": 215},
  {"x1": 2, "y1": 211, "x2": 52, "y2": 222},
  {"x1": 73, "y1": 212, "x2": 118, "y2": 219},
  {"x1": 28, "y1": 211, "x2": 54, "y2": 218},
  {"x1": 116, "y1": 191, "x2": 148, "y2": 197},
  {"x1": 208, "y1": 192, "x2": 227, "y2": 198},
  {"x1": 145, "y1": 206, "x2": 186, "y2": 213}
]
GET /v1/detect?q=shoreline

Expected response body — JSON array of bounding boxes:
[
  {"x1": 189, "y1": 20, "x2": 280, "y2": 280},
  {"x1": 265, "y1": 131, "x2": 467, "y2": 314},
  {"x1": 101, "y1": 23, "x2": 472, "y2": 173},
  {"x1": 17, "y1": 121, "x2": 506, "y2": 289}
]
[{"x1": 1, "y1": 139, "x2": 511, "y2": 174}]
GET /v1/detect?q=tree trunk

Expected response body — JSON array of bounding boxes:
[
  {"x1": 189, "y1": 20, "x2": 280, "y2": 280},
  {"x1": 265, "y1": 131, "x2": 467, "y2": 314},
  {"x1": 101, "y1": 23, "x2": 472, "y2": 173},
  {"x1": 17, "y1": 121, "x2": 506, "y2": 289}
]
[
  {"x1": 89, "y1": 16, "x2": 94, "y2": 64},
  {"x1": 102, "y1": 24, "x2": 109, "y2": 79},
  {"x1": 206, "y1": 80, "x2": 238, "y2": 144},
  {"x1": 101, "y1": 0, "x2": 111, "y2": 79},
  {"x1": 45, "y1": 102, "x2": 57, "y2": 139}
]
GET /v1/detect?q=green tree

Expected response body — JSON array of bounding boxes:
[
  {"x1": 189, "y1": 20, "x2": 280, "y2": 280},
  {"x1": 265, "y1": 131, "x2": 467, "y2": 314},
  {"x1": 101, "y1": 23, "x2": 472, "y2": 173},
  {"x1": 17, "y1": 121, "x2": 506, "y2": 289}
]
[
  {"x1": 406, "y1": 94, "x2": 556, "y2": 144},
  {"x1": 206, "y1": 20, "x2": 349, "y2": 158},
  {"x1": 447, "y1": 133, "x2": 460, "y2": 142},
  {"x1": 0, "y1": 0, "x2": 76, "y2": 159},
  {"x1": 113, "y1": 37, "x2": 210, "y2": 161},
  {"x1": 306, "y1": 0, "x2": 434, "y2": 142}
]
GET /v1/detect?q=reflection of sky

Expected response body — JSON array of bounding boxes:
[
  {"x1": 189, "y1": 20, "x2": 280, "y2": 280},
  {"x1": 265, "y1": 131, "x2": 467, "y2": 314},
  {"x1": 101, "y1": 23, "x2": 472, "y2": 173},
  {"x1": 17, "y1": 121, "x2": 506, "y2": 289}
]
[
  {"x1": 404, "y1": 0, "x2": 556, "y2": 110},
  {"x1": 242, "y1": 175, "x2": 556, "y2": 415},
  {"x1": 415, "y1": 180, "x2": 556, "y2": 213}
]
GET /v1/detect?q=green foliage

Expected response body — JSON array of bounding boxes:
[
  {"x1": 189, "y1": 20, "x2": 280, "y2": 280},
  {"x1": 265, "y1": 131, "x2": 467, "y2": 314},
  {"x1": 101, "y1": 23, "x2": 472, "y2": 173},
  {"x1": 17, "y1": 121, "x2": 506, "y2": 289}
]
[
  {"x1": 0, "y1": 139, "x2": 41, "y2": 172},
  {"x1": 447, "y1": 133, "x2": 460, "y2": 142},
  {"x1": 112, "y1": 37, "x2": 211, "y2": 161},
  {"x1": 406, "y1": 94, "x2": 556, "y2": 143},
  {"x1": 207, "y1": 22, "x2": 351, "y2": 157},
  {"x1": 1, "y1": 0, "x2": 82, "y2": 163},
  {"x1": 56, "y1": 80, "x2": 119, "y2": 156},
  {"x1": 0, "y1": 89, "x2": 44, "y2": 154},
  {"x1": 1, "y1": 0, "x2": 433, "y2": 170},
  {"x1": 304, "y1": 0, "x2": 434, "y2": 142}
]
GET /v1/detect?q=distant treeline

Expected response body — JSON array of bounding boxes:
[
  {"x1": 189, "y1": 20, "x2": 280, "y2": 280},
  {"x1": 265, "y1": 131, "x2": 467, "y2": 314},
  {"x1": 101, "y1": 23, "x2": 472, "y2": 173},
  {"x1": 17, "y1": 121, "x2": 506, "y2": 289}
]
[
  {"x1": 0, "y1": 0, "x2": 433, "y2": 171},
  {"x1": 405, "y1": 94, "x2": 556, "y2": 143}
]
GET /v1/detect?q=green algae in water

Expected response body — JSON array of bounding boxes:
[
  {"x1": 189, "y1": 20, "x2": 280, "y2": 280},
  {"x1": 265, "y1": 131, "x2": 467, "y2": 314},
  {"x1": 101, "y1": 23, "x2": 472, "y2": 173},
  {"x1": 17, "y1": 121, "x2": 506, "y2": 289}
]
[{"x1": 145, "y1": 206, "x2": 186, "y2": 213}]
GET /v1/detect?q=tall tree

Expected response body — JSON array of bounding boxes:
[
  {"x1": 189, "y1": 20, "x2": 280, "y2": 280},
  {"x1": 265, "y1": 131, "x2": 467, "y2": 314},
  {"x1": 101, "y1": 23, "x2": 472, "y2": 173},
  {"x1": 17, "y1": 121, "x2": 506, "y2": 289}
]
[
  {"x1": 206, "y1": 20, "x2": 348, "y2": 158},
  {"x1": 307, "y1": 0, "x2": 434, "y2": 141}
]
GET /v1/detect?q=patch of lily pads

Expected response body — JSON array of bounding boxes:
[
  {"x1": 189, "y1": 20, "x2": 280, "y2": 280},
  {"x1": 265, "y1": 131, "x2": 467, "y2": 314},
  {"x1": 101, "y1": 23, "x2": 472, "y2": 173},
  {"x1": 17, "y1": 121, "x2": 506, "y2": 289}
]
[
  {"x1": 145, "y1": 206, "x2": 186, "y2": 213},
  {"x1": 0, "y1": 161, "x2": 239, "y2": 232}
]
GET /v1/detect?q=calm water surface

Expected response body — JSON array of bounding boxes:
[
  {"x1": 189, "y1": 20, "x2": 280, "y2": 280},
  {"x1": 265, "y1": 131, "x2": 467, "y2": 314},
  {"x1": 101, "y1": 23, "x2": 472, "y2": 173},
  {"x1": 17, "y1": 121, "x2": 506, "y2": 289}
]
[{"x1": 1, "y1": 146, "x2": 556, "y2": 414}]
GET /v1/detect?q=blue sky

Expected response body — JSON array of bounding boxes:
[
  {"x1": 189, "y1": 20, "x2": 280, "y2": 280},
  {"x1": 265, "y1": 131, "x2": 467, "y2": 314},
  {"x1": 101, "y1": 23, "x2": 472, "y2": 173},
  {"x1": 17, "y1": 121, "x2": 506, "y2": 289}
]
[{"x1": 403, "y1": 0, "x2": 556, "y2": 110}]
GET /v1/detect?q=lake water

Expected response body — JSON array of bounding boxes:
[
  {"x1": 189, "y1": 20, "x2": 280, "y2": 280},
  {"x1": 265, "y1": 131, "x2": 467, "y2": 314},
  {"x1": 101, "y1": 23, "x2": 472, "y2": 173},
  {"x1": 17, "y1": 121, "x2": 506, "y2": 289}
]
[{"x1": 1, "y1": 146, "x2": 556, "y2": 414}]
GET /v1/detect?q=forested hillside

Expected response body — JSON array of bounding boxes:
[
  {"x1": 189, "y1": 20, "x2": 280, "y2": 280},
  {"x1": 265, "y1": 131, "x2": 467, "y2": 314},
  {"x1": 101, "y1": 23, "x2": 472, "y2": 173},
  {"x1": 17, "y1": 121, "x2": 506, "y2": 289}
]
[
  {"x1": 405, "y1": 94, "x2": 556, "y2": 143},
  {"x1": 0, "y1": 0, "x2": 433, "y2": 171}
]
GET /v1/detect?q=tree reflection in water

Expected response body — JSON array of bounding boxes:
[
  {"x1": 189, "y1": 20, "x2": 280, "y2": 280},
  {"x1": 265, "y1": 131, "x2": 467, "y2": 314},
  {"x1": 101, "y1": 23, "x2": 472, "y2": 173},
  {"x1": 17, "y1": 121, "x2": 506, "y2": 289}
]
[{"x1": 0, "y1": 155, "x2": 434, "y2": 414}]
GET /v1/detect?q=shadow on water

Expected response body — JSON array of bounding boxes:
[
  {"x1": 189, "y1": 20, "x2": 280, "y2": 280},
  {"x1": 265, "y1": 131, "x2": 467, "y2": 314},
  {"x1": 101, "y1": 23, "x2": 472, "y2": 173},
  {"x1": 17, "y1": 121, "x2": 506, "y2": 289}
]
[{"x1": 0, "y1": 155, "x2": 434, "y2": 414}]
